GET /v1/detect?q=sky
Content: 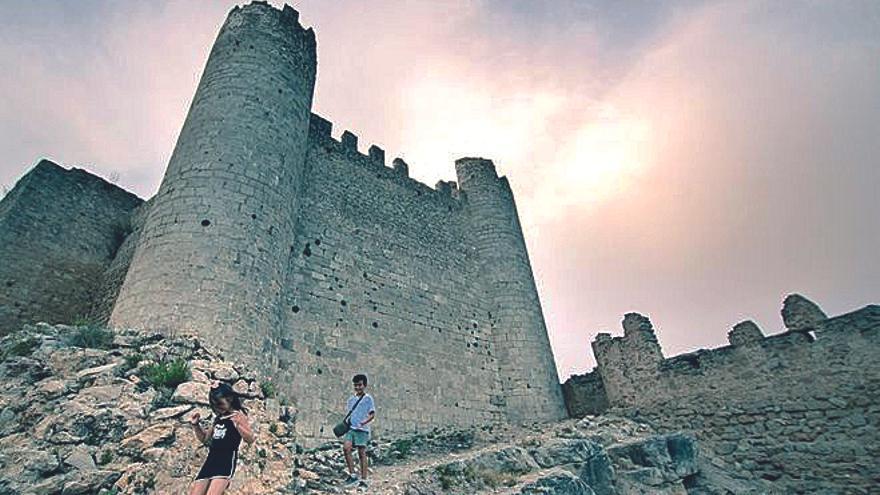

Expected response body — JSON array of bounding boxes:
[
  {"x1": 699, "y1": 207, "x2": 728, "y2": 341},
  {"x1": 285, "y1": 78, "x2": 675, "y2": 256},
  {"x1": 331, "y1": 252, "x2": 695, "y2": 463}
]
[{"x1": 1, "y1": 1, "x2": 878, "y2": 380}]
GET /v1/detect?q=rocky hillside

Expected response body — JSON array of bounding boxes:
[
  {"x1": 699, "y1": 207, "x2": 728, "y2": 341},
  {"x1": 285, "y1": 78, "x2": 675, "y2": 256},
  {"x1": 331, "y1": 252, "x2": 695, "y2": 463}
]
[
  {"x1": 0, "y1": 323, "x2": 296, "y2": 494},
  {"x1": 0, "y1": 324, "x2": 766, "y2": 494}
]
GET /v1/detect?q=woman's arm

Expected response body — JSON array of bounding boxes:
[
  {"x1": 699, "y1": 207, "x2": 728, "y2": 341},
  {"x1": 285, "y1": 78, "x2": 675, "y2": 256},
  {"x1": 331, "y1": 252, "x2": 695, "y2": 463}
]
[
  {"x1": 230, "y1": 411, "x2": 256, "y2": 445},
  {"x1": 189, "y1": 413, "x2": 212, "y2": 446}
]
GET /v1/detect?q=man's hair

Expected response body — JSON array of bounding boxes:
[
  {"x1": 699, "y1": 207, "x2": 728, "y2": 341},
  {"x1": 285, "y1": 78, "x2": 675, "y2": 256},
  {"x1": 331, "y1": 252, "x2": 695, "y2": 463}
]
[{"x1": 353, "y1": 373, "x2": 368, "y2": 385}]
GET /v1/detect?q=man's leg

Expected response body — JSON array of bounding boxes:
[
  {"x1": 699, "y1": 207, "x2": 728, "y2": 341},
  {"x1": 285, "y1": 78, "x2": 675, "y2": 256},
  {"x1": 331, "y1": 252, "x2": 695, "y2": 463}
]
[
  {"x1": 357, "y1": 445, "x2": 368, "y2": 480},
  {"x1": 343, "y1": 438, "x2": 357, "y2": 477}
]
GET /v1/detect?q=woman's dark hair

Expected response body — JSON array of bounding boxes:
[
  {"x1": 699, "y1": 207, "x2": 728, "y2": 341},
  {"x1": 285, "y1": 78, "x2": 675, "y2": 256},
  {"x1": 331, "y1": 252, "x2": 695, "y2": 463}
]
[{"x1": 209, "y1": 382, "x2": 247, "y2": 415}]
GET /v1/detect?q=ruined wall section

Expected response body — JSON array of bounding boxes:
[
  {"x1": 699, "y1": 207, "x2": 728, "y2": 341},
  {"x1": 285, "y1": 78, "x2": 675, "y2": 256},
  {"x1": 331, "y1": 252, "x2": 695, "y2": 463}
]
[
  {"x1": 560, "y1": 369, "x2": 608, "y2": 417},
  {"x1": 110, "y1": 3, "x2": 317, "y2": 374},
  {"x1": 276, "y1": 120, "x2": 505, "y2": 442},
  {"x1": 88, "y1": 199, "x2": 152, "y2": 324},
  {"x1": 0, "y1": 160, "x2": 142, "y2": 334},
  {"x1": 571, "y1": 297, "x2": 880, "y2": 493}
]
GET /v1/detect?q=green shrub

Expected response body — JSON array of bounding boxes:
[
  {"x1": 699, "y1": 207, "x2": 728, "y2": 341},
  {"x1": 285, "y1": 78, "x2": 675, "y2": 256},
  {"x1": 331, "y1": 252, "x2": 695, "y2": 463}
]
[
  {"x1": 2, "y1": 337, "x2": 38, "y2": 360},
  {"x1": 122, "y1": 352, "x2": 144, "y2": 372},
  {"x1": 391, "y1": 438, "x2": 415, "y2": 457},
  {"x1": 261, "y1": 381, "x2": 276, "y2": 398},
  {"x1": 141, "y1": 358, "x2": 191, "y2": 390},
  {"x1": 66, "y1": 325, "x2": 114, "y2": 349}
]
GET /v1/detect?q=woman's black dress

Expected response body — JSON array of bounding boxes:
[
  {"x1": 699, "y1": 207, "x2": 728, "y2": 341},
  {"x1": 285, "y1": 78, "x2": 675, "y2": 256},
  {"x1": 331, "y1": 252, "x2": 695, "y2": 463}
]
[{"x1": 195, "y1": 414, "x2": 242, "y2": 480}]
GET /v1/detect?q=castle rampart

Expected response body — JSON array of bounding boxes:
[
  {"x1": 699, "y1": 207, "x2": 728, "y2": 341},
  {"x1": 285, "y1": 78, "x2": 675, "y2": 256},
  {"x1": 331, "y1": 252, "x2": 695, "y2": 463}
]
[{"x1": 563, "y1": 295, "x2": 880, "y2": 493}]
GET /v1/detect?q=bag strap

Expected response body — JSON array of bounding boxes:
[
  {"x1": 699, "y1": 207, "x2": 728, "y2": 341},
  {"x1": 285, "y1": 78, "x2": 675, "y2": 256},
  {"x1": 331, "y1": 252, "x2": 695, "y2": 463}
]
[{"x1": 343, "y1": 394, "x2": 366, "y2": 422}]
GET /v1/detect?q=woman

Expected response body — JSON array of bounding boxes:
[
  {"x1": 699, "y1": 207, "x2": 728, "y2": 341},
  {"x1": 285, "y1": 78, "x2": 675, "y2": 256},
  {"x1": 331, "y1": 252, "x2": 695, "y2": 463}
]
[{"x1": 189, "y1": 381, "x2": 255, "y2": 495}]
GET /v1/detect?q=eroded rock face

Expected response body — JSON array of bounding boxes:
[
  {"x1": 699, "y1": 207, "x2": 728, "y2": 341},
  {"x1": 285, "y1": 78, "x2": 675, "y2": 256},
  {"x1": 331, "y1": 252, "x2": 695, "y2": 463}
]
[{"x1": 0, "y1": 323, "x2": 297, "y2": 494}]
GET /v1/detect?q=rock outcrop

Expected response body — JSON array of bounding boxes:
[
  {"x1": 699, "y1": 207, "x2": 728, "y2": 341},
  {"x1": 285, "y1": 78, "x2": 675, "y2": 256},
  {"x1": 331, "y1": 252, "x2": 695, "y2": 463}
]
[{"x1": 0, "y1": 323, "x2": 297, "y2": 494}]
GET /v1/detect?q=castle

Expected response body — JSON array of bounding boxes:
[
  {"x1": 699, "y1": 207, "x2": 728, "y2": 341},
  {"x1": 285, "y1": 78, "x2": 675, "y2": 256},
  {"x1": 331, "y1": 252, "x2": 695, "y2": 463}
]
[
  {"x1": 3, "y1": 4, "x2": 877, "y2": 492},
  {"x1": 0, "y1": 2, "x2": 566, "y2": 442}
]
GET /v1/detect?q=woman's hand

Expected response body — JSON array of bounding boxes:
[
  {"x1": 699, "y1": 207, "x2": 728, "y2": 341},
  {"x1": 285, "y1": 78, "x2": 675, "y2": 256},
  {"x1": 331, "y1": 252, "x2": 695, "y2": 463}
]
[
  {"x1": 229, "y1": 411, "x2": 246, "y2": 428},
  {"x1": 229, "y1": 410, "x2": 256, "y2": 445}
]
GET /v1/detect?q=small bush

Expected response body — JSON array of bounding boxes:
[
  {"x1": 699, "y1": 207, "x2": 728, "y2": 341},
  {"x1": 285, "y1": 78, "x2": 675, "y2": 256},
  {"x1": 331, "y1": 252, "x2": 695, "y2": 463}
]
[
  {"x1": 2, "y1": 337, "x2": 38, "y2": 360},
  {"x1": 99, "y1": 450, "x2": 114, "y2": 465},
  {"x1": 66, "y1": 325, "x2": 114, "y2": 349},
  {"x1": 261, "y1": 381, "x2": 276, "y2": 398},
  {"x1": 141, "y1": 358, "x2": 191, "y2": 390},
  {"x1": 478, "y1": 469, "x2": 518, "y2": 488},
  {"x1": 122, "y1": 352, "x2": 144, "y2": 372},
  {"x1": 391, "y1": 438, "x2": 415, "y2": 457}
]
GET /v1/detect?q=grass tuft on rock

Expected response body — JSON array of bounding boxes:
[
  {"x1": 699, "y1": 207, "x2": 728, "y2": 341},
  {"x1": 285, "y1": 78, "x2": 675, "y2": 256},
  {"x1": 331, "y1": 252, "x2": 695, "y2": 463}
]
[
  {"x1": 141, "y1": 358, "x2": 191, "y2": 390},
  {"x1": 1, "y1": 337, "x2": 39, "y2": 361},
  {"x1": 66, "y1": 324, "x2": 114, "y2": 349}
]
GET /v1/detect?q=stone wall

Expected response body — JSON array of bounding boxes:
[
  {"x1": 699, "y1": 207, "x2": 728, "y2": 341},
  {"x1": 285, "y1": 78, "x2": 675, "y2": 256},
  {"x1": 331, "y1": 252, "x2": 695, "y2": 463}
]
[
  {"x1": 564, "y1": 295, "x2": 880, "y2": 494},
  {"x1": 561, "y1": 369, "x2": 607, "y2": 418},
  {"x1": 0, "y1": 160, "x2": 141, "y2": 335},
  {"x1": 271, "y1": 117, "x2": 563, "y2": 443}
]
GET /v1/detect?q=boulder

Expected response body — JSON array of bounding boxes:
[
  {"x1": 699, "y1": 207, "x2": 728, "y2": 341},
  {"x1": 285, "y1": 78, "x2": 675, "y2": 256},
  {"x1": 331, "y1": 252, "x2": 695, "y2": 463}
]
[
  {"x1": 520, "y1": 471, "x2": 596, "y2": 495},
  {"x1": 63, "y1": 444, "x2": 96, "y2": 471},
  {"x1": 529, "y1": 439, "x2": 603, "y2": 468},
  {"x1": 61, "y1": 469, "x2": 120, "y2": 495},
  {"x1": 172, "y1": 381, "x2": 211, "y2": 405},
  {"x1": 120, "y1": 424, "x2": 176, "y2": 454}
]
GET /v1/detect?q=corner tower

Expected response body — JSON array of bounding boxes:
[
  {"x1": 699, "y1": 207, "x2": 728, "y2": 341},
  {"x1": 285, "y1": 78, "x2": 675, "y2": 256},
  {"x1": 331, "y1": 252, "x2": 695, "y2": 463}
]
[
  {"x1": 110, "y1": 3, "x2": 316, "y2": 370},
  {"x1": 455, "y1": 158, "x2": 566, "y2": 422}
]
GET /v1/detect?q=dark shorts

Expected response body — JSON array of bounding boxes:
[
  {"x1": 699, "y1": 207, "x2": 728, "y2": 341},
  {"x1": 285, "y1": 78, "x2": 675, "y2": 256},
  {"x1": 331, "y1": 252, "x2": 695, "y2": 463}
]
[{"x1": 195, "y1": 450, "x2": 238, "y2": 481}]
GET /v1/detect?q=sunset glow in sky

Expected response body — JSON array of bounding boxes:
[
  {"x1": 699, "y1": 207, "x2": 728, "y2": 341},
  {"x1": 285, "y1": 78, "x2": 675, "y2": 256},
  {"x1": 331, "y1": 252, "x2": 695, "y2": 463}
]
[{"x1": 2, "y1": 1, "x2": 878, "y2": 379}]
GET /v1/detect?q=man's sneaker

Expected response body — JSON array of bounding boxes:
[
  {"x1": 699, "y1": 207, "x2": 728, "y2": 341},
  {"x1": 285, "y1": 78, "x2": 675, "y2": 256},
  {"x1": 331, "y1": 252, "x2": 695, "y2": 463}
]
[
  {"x1": 344, "y1": 473, "x2": 360, "y2": 486},
  {"x1": 357, "y1": 479, "x2": 369, "y2": 491}
]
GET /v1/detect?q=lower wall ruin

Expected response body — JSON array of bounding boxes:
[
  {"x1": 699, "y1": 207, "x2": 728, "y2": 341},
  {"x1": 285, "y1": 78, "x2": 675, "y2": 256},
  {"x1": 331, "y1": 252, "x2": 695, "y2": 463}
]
[{"x1": 563, "y1": 295, "x2": 880, "y2": 494}]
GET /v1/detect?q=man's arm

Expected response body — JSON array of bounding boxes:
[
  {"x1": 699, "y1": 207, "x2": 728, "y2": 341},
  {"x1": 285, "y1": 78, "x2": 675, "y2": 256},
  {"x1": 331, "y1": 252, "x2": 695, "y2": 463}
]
[{"x1": 359, "y1": 410, "x2": 376, "y2": 427}]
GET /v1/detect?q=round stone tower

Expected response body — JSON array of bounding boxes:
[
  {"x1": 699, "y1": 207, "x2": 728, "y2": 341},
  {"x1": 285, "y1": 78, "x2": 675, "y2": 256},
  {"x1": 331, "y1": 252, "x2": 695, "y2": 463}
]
[
  {"x1": 455, "y1": 157, "x2": 567, "y2": 422},
  {"x1": 110, "y1": 2, "x2": 316, "y2": 371}
]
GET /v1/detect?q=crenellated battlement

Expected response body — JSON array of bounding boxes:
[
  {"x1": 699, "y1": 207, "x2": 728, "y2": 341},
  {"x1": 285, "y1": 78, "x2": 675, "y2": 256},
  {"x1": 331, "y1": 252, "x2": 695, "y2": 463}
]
[
  {"x1": 306, "y1": 112, "x2": 480, "y2": 206},
  {"x1": 455, "y1": 157, "x2": 499, "y2": 191},
  {"x1": 231, "y1": 2, "x2": 314, "y2": 40},
  {"x1": 573, "y1": 293, "x2": 880, "y2": 414},
  {"x1": 590, "y1": 294, "x2": 876, "y2": 392}
]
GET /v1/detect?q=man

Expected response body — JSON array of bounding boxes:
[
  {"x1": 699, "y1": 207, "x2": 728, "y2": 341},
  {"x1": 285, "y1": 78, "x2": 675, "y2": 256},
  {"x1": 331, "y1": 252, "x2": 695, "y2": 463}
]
[{"x1": 343, "y1": 373, "x2": 375, "y2": 490}]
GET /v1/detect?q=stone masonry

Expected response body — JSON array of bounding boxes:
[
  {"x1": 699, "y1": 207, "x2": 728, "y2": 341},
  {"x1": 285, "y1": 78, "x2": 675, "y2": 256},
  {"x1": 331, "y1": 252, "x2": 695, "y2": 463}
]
[
  {"x1": 563, "y1": 295, "x2": 880, "y2": 494},
  {"x1": 0, "y1": 2, "x2": 566, "y2": 444},
  {"x1": 0, "y1": 160, "x2": 141, "y2": 334}
]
